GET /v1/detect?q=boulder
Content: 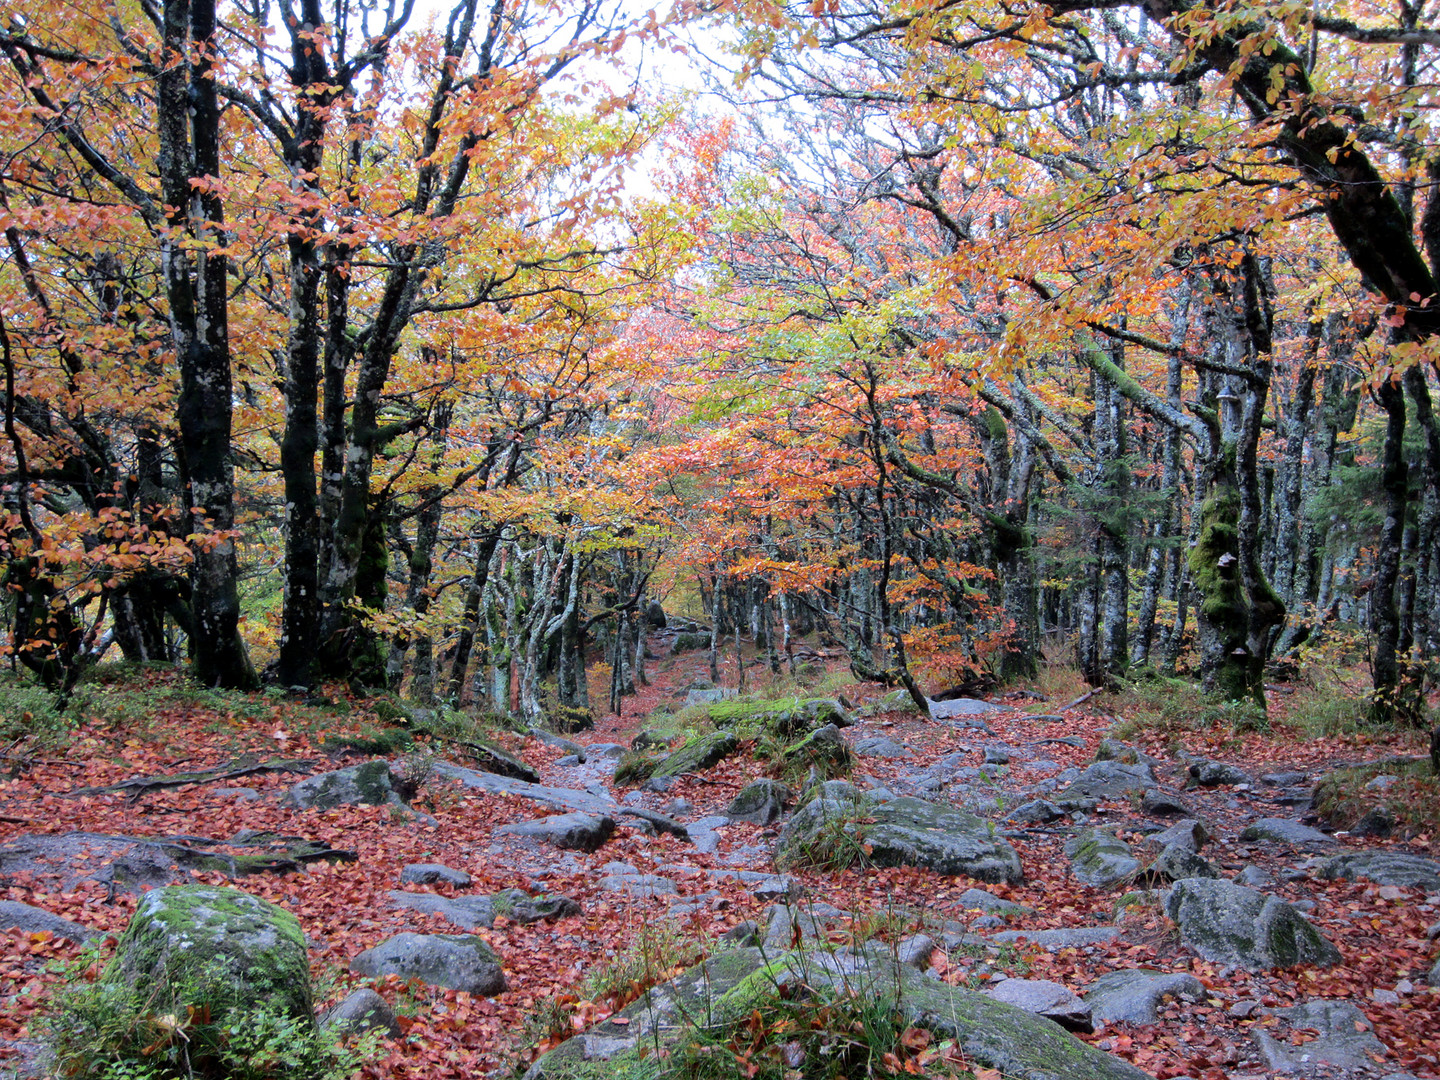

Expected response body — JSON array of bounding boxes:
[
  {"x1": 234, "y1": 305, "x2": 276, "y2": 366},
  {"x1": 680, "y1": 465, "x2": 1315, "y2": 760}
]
[
  {"x1": 1065, "y1": 829, "x2": 1140, "y2": 890},
  {"x1": 652, "y1": 731, "x2": 738, "y2": 778},
  {"x1": 1094, "y1": 739, "x2": 1141, "y2": 765},
  {"x1": 1055, "y1": 761, "x2": 1156, "y2": 803},
  {"x1": 350, "y1": 932, "x2": 505, "y2": 995},
  {"x1": 1084, "y1": 969, "x2": 1204, "y2": 1024},
  {"x1": 399, "y1": 863, "x2": 471, "y2": 887},
  {"x1": 1164, "y1": 879, "x2": 1342, "y2": 969},
  {"x1": 775, "y1": 792, "x2": 1023, "y2": 883},
  {"x1": 1316, "y1": 851, "x2": 1440, "y2": 892},
  {"x1": 320, "y1": 988, "x2": 401, "y2": 1038},
  {"x1": 0, "y1": 900, "x2": 99, "y2": 945},
  {"x1": 983, "y1": 744, "x2": 1014, "y2": 766},
  {"x1": 107, "y1": 885, "x2": 313, "y2": 1026},
  {"x1": 983, "y1": 978, "x2": 1092, "y2": 1033},
  {"x1": 1140, "y1": 788, "x2": 1193, "y2": 817},
  {"x1": 1188, "y1": 759, "x2": 1254, "y2": 787},
  {"x1": 956, "y1": 888, "x2": 1032, "y2": 921},
  {"x1": 852, "y1": 736, "x2": 914, "y2": 759},
  {"x1": 286, "y1": 760, "x2": 408, "y2": 812},
  {"x1": 927, "y1": 697, "x2": 998, "y2": 718},
  {"x1": 674, "y1": 633, "x2": 715, "y2": 655},
  {"x1": 545, "y1": 707, "x2": 595, "y2": 734},
  {"x1": 1146, "y1": 844, "x2": 1218, "y2": 882},
  {"x1": 1238, "y1": 818, "x2": 1334, "y2": 850},
  {"x1": 727, "y1": 779, "x2": 794, "y2": 825},
  {"x1": 710, "y1": 697, "x2": 854, "y2": 735},
  {"x1": 644, "y1": 600, "x2": 668, "y2": 628},
  {"x1": 1146, "y1": 818, "x2": 1210, "y2": 851},
  {"x1": 495, "y1": 812, "x2": 615, "y2": 852}
]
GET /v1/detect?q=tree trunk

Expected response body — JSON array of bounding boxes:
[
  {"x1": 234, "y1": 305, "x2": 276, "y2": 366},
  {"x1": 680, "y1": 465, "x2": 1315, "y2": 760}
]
[{"x1": 157, "y1": 0, "x2": 254, "y2": 689}]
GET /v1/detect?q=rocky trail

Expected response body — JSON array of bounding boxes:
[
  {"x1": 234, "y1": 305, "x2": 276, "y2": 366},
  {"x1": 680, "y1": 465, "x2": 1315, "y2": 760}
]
[{"x1": 1, "y1": 652, "x2": 1438, "y2": 1080}]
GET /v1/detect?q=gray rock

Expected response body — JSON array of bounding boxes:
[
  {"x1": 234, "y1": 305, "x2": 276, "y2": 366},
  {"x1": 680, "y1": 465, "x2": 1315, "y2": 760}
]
[
  {"x1": 1147, "y1": 844, "x2": 1218, "y2": 882},
  {"x1": 286, "y1": 760, "x2": 408, "y2": 812},
  {"x1": 1006, "y1": 799, "x2": 1065, "y2": 825},
  {"x1": 588, "y1": 743, "x2": 627, "y2": 759},
  {"x1": 1235, "y1": 864, "x2": 1275, "y2": 888},
  {"x1": 617, "y1": 808, "x2": 689, "y2": 840},
  {"x1": 108, "y1": 885, "x2": 313, "y2": 1027},
  {"x1": 1188, "y1": 759, "x2": 1254, "y2": 787},
  {"x1": 927, "y1": 697, "x2": 998, "y2": 718},
  {"x1": 350, "y1": 932, "x2": 505, "y2": 995},
  {"x1": 722, "y1": 921, "x2": 761, "y2": 947},
  {"x1": 1317, "y1": 851, "x2": 1440, "y2": 891},
  {"x1": 957, "y1": 888, "x2": 1032, "y2": 920},
  {"x1": 1164, "y1": 879, "x2": 1341, "y2": 970},
  {"x1": 775, "y1": 793, "x2": 1022, "y2": 883},
  {"x1": 1065, "y1": 829, "x2": 1140, "y2": 890},
  {"x1": 1253, "y1": 999, "x2": 1389, "y2": 1073},
  {"x1": 896, "y1": 934, "x2": 936, "y2": 969},
  {"x1": 400, "y1": 863, "x2": 471, "y2": 887},
  {"x1": 388, "y1": 891, "x2": 498, "y2": 929},
  {"x1": 1140, "y1": 788, "x2": 1193, "y2": 817},
  {"x1": 1428, "y1": 956, "x2": 1439, "y2": 988},
  {"x1": 495, "y1": 813, "x2": 615, "y2": 852},
  {"x1": 989, "y1": 927, "x2": 1122, "y2": 950},
  {"x1": 1147, "y1": 819, "x2": 1210, "y2": 852},
  {"x1": 1056, "y1": 761, "x2": 1156, "y2": 802},
  {"x1": 685, "y1": 687, "x2": 735, "y2": 705},
  {"x1": 457, "y1": 740, "x2": 539, "y2": 783},
  {"x1": 320, "y1": 988, "x2": 401, "y2": 1038},
  {"x1": 1262, "y1": 771, "x2": 1308, "y2": 787},
  {"x1": 983, "y1": 745, "x2": 1015, "y2": 766},
  {"x1": 597, "y1": 874, "x2": 677, "y2": 897},
  {"x1": 430, "y1": 761, "x2": 617, "y2": 815},
  {"x1": 1239, "y1": 818, "x2": 1335, "y2": 849},
  {"x1": 1352, "y1": 805, "x2": 1396, "y2": 838},
  {"x1": 751, "y1": 876, "x2": 801, "y2": 902},
  {"x1": 528, "y1": 729, "x2": 585, "y2": 756},
  {"x1": 1084, "y1": 969, "x2": 1204, "y2": 1024},
  {"x1": 983, "y1": 978, "x2": 1092, "y2": 1033},
  {"x1": 491, "y1": 889, "x2": 580, "y2": 923},
  {"x1": 0, "y1": 900, "x2": 99, "y2": 944},
  {"x1": 852, "y1": 736, "x2": 914, "y2": 759}
]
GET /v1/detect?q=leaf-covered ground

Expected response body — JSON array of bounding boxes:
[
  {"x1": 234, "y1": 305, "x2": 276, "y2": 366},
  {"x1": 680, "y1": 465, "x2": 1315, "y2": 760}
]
[{"x1": 1, "y1": 656, "x2": 1438, "y2": 1080}]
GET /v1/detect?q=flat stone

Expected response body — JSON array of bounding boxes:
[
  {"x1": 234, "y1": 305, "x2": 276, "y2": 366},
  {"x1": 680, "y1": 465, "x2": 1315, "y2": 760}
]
[
  {"x1": 989, "y1": 927, "x2": 1122, "y2": 950},
  {"x1": 852, "y1": 736, "x2": 914, "y2": 759},
  {"x1": 617, "y1": 808, "x2": 689, "y2": 840},
  {"x1": 432, "y1": 761, "x2": 617, "y2": 815},
  {"x1": 495, "y1": 813, "x2": 615, "y2": 852},
  {"x1": 1262, "y1": 771, "x2": 1308, "y2": 786},
  {"x1": 1316, "y1": 851, "x2": 1440, "y2": 892},
  {"x1": 286, "y1": 761, "x2": 409, "y2": 811},
  {"x1": 927, "y1": 697, "x2": 998, "y2": 719},
  {"x1": 751, "y1": 876, "x2": 801, "y2": 902},
  {"x1": 1253, "y1": 999, "x2": 1389, "y2": 1073},
  {"x1": 597, "y1": 874, "x2": 677, "y2": 897},
  {"x1": 0, "y1": 900, "x2": 100, "y2": 944},
  {"x1": 490, "y1": 888, "x2": 580, "y2": 923},
  {"x1": 983, "y1": 978, "x2": 1092, "y2": 1033},
  {"x1": 1239, "y1": 819, "x2": 1335, "y2": 850},
  {"x1": 956, "y1": 888, "x2": 1032, "y2": 920},
  {"x1": 1056, "y1": 761, "x2": 1156, "y2": 802},
  {"x1": 388, "y1": 891, "x2": 497, "y2": 929},
  {"x1": 1084, "y1": 969, "x2": 1205, "y2": 1024},
  {"x1": 350, "y1": 932, "x2": 505, "y2": 995},
  {"x1": 400, "y1": 863, "x2": 471, "y2": 887}
]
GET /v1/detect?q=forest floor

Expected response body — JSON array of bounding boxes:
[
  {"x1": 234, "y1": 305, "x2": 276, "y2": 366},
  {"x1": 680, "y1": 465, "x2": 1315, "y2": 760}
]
[{"x1": 0, "y1": 642, "x2": 1438, "y2": 1080}]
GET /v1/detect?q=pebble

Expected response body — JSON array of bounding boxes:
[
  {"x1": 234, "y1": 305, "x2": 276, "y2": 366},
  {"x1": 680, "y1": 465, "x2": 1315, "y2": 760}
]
[{"x1": 1372, "y1": 988, "x2": 1401, "y2": 1006}]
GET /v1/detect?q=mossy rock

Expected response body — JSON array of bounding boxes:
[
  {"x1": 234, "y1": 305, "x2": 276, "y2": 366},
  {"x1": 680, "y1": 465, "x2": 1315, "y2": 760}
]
[
  {"x1": 710, "y1": 697, "x2": 853, "y2": 737},
  {"x1": 672, "y1": 632, "x2": 712, "y2": 652},
  {"x1": 1064, "y1": 828, "x2": 1141, "y2": 890},
  {"x1": 1164, "y1": 878, "x2": 1341, "y2": 970},
  {"x1": 614, "y1": 750, "x2": 666, "y2": 786},
  {"x1": 782, "y1": 723, "x2": 852, "y2": 771},
  {"x1": 284, "y1": 760, "x2": 408, "y2": 811},
  {"x1": 106, "y1": 885, "x2": 314, "y2": 1027},
  {"x1": 652, "y1": 731, "x2": 738, "y2": 778}
]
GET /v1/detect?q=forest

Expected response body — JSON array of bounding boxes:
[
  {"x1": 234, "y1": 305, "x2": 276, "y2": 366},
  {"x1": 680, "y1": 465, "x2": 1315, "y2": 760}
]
[{"x1": 0, "y1": 0, "x2": 1437, "y2": 729}]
